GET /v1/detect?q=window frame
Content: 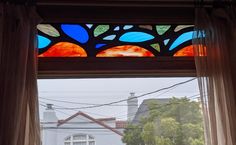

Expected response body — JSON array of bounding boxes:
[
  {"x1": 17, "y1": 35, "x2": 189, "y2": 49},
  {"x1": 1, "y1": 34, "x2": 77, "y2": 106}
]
[
  {"x1": 64, "y1": 134, "x2": 95, "y2": 145},
  {"x1": 37, "y1": 3, "x2": 196, "y2": 78}
]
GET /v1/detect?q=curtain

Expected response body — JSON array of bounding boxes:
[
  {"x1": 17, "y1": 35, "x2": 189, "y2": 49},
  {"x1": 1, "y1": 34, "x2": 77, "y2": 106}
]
[
  {"x1": 193, "y1": 5, "x2": 236, "y2": 145},
  {"x1": 0, "y1": 3, "x2": 41, "y2": 145}
]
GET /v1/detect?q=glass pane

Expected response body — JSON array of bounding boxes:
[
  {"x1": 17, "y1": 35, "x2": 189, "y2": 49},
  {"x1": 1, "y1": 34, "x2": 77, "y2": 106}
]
[
  {"x1": 73, "y1": 135, "x2": 87, "y2": 140},
  {"x1": 65, "y1": 142, "x2": 71, "y2": 145},
  {"x1": 89, "y1": 141, "x2": 95, "y2": 145},
  {"x1": 88, "y1": 136, "x2": 94, "y2": 140},
  {"x1": 38, "y1": 78, "x2": 205, "y2": 145},
  {"x1": 65, "y1": 136, "x2": 71, "y2": 141},
  {"x1": 73, "y1": 142, "x2": 87, "y2": 145}
]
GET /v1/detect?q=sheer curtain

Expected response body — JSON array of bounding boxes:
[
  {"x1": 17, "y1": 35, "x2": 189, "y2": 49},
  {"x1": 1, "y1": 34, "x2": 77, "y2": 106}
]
[
  {"x1": 193, "y1": 4, "x2": 236, "y2": 145},
  {"x1": 0, "y1": 3, "x2": 41, "y2": 145}
]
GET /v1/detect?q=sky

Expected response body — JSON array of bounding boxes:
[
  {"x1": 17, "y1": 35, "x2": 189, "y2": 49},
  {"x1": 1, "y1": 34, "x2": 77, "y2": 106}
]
[{"x1": 37, "y1": 77, "x2": 199, "y2": 121}]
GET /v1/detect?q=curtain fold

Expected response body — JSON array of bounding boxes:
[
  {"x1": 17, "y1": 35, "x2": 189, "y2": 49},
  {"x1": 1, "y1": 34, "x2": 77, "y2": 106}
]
[
  {"x1": 0, "y1": 3, "x2": 41, "y2": 145},
  {"x1": 193, "y1": 5, "x2": 236, "y2": 145}
]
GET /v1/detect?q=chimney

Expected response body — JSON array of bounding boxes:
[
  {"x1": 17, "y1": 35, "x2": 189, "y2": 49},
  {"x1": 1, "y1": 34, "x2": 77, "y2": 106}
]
[
  {"x1": 127, "y1": 92, "x2": 138, "y2": 122},
  {"x1": 43, "y1": 104, "x2": 58, "y2": 127},
  {"x1": 42, "y1": 104, "x2": 58, "y2": 145},
  {"x1": 46, "y1": 104, "x2": 53, "y2": 110}
]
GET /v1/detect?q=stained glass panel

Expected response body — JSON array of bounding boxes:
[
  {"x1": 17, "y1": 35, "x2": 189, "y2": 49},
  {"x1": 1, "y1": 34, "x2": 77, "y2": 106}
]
[{"x1": 37, "y1": 24, "x2": 198, "y2": 57}]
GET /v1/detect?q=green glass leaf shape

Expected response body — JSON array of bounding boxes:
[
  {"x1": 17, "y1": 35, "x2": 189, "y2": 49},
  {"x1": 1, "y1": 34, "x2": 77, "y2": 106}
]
[
  {"x1": 37, "y1": 24, "x2": 60, "y2": 37},
  {"x1": 94, "y1": 25, "x2": 110, "y2": 37},
  {"x1": 151, "y1": 43, "x2": 160, "y2": 52},
  {"x1": 174, "y1": 25, "x2": 194, "y2": 32},
  {"x1": 156, "y1": 25, "x2": 171, "y2": 35}
]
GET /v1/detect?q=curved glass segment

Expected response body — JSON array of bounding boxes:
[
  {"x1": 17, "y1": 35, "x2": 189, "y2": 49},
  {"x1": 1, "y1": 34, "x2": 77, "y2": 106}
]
[
  {"x1": 96, "y1": 45, "x2": 154, "y2": 57},
  {"x1": 37, "y1": 24, "x2": 195, "y2": 57}
]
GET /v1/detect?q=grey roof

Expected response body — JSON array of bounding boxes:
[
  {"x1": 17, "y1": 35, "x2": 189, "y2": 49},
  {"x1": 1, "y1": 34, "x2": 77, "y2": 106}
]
[{"x1": 132, "y1": 98, "x2": 170, "y2": 124}]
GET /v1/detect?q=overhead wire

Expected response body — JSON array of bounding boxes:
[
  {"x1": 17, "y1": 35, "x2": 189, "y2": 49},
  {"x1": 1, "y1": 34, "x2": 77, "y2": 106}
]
[
  {"x1": 113, "y1": 94, "x2": 201, "y2": 119},
  {"x1": 39, "y1": 94, "x2": 201, "y2": 124},
  {"x1": 39, "y1": 78, "x2": 196, "y2": 110},
  {"x1": 39, "y1": 97, "x2": 137, "y2": 106}
]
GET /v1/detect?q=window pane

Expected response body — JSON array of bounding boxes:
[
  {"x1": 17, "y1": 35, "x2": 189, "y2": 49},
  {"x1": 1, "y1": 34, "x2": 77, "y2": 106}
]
[
  {"x1": 73, "y1": 142, "x2": 86, "y2": 145},
  {"x1": 73, "y1": 135, "x2": 86, "y2": 140},
  {"x1": 89, "y1": 141, "x2": 95, "y2": 145},
  {"x1": 88, "y1": 136, "x2": 94, "y2": 140},
  {"x1": 65, "y1": 142, "x2": 71, "y2": 145},
  {"x1": 65, "y1": 136, "x2": 71, "y2": 141}
]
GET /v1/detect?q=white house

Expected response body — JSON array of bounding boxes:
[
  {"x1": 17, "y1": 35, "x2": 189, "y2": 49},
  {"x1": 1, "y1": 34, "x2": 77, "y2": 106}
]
[{"x1": 41, "y1": 104, "x2": 127, "y2": 145}]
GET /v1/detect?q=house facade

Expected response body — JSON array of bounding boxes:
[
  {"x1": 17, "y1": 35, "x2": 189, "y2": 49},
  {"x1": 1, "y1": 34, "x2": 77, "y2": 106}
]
[{"x1": 41, "y1": 104, "x2": 126, "y2": 145}]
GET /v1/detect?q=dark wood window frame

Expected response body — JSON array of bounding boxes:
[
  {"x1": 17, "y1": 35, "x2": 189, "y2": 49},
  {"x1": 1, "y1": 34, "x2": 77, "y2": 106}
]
[{"x1": 37, "y1": 1, "x2": 196, "y2": 78}]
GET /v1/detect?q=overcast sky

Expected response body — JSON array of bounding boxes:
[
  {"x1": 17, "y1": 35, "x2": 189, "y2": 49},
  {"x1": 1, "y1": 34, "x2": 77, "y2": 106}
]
[{"x1": 38, "y1": 77, "x2": 199, "y2": 121}]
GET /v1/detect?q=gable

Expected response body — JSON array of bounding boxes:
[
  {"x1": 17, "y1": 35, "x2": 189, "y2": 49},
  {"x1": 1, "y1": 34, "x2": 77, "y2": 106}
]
[{"x1": 57, "y1": 112, "x2": 123, "y2": 136}]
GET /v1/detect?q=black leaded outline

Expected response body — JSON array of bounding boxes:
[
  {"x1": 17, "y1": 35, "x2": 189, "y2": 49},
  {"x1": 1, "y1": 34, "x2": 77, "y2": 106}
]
[{"x1": 38, "y1": 24, "x2": 194, "y2": 57}]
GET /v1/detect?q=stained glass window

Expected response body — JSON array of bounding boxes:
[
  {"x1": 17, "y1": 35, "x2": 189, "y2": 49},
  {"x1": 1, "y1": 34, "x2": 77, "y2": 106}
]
[{"x1": 37, "y1": 24, "x2": 196, "y2": 57}]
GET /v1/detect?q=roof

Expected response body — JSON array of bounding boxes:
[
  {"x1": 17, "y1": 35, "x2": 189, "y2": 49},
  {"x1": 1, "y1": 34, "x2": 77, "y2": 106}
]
[
  {"x1": 57, "y1": 111, "x2": 123, "y2": 136},
  {"x1": 132, "y1": 98, "x2": 170, "y2": 124}
]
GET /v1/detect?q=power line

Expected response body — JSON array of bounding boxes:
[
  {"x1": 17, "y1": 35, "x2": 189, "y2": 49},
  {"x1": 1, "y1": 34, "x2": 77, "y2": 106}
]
[
  {"x1": 43, "y1": 127, "x2": 125, "y2": 129},
  {"x1": 40, "y1": 104, "x2": 123, "y2": 124},
  {"x1": 40, "y1": 95, "x2": 201, "y2": 123},
  {"x1": 49, "y1": 83, "x2": 180, "y2": 109},
  {"x1": 39, "y1": 97, "x2": 136, "y2": 107},
  {"x1": 110, "y1": 85, "x2": 184, "y2": 118},
  {"x1": 44, "y1": 129, "x2": 124, "y2": 135},
  {"x1": 114, "y1": 95, "x2": 201, "y2": 119},
  {"x1": 40, "y1": 78, "x2": 196, "y2": 110}
]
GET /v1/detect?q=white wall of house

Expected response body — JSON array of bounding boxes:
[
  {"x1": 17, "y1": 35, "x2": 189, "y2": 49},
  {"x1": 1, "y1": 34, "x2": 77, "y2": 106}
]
[
  {"x1": 42, "y1": 107, "x2": 125, "y2": 145},
  {"x1": 56, "y1": 115, "x2": 124, "y2": 145},
  {"x1": 56, "y1": 129, "x2": 123, "y2": 145}
]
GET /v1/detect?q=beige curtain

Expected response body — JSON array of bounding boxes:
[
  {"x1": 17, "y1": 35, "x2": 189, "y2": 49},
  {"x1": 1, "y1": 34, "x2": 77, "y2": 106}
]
[
  {"x1": 193, "y1": 5, "x2": 236, "y2": 145},
  {"x1": 0, "y1": 3, "x2": 41, "y2": 145}
]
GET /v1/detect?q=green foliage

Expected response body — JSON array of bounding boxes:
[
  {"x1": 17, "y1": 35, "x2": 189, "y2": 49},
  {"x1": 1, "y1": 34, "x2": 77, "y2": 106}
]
[
  {"x1": 122, "y1": 124, "x2": 145, "y2": 145},
  {"x1": 142, "y1": 122, "x2": 156, "y2": 145},
  {"x1": 122, "y1": 97, "x2": 204, "y2": 145},
  {"x1": 155, "y1": 137, "x2": 173, "y2": 145}
]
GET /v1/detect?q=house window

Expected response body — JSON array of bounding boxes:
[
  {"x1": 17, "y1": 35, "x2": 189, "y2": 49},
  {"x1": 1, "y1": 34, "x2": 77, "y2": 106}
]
[{"x1": 64, "y1": 134, "x2": 95, "y2": 145}]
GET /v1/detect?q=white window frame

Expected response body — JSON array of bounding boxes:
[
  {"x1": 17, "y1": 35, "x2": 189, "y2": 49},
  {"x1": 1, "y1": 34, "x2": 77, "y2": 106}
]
[{"x1": 64, "y1": 134, "x2": 95, "y2": 145}]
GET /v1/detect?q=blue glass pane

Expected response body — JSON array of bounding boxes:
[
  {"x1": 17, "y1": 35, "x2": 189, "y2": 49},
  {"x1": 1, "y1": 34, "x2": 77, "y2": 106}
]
[
  {"x1": 114, "y1": 26, "x2": 120, "y2": 31},
  {"x1": 61, "y1": 24, "x2": 89, "y2": 44},
  {"x1": 119, "y1": 32, "x2": 154, "y2": 42},
  {"x1": 169, "y1": 31, "x2": 195, "y2": 50},
  {"x1": 123, "y1": 25, "x2": 133, "y2": 30},
  {"x1": 96, "y1": 44, "x2": 106, "y2": 49},
  {"x1": 103, "y1": 35, "x2": 116, "y2": 40},
  {"x1": 37, "y1": 35, "x2": 51, "y2": 49},
  {"x1": 86, "y1": 24, "x2": 93, "y2": 29},
  {"x1": 164, "y1": 39, "x2": 170, "y2": 45}
]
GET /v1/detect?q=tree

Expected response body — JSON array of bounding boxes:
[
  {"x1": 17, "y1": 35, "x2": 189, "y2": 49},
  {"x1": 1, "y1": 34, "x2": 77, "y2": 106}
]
[
  {"x1": 122, "y1": 124, "x2": 145, "y2": 145},
  {"x1": 142, "y1": 122, "x2": 156, "y2": 145},
  {"x1": 122, "y1": 97, "x2": 204, "y2": 145}
]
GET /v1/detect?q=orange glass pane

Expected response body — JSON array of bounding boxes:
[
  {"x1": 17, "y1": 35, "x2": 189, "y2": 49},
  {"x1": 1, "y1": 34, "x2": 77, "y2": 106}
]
[
  {"x1": 174, "y1": 45, "x2": 206, "y2": 57},
  {"x1": 96, "y1": 45, "x2": 154, "y2": 57},
  {"x1": 174, "y1": 45, "x2": 194, "y2": 57},
  {"x1": 39, "y1": 42, "x2": 87, "y2": 57}
]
